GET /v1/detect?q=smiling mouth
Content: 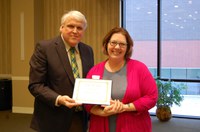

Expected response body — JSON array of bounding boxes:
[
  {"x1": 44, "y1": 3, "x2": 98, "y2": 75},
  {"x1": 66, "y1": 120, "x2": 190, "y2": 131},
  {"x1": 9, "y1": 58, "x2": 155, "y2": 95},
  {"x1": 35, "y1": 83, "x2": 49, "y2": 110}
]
[{"x1": 112, "y1": 51, "x2": 121, "y2": 55}]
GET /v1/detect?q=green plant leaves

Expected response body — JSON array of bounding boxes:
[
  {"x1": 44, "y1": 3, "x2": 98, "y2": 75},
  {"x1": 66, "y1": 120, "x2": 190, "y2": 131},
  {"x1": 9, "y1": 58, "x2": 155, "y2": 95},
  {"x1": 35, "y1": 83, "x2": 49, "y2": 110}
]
[{"x1": 156, "y1": 79, "x2": 187, "y2": 108}]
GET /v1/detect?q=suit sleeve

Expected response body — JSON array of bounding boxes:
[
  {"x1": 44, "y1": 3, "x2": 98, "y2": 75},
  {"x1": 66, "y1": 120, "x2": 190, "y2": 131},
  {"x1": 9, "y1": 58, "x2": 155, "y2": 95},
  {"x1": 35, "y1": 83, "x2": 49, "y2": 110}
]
[{"x1": 28, "y1": 42, "x2": 59, "y2": 108}]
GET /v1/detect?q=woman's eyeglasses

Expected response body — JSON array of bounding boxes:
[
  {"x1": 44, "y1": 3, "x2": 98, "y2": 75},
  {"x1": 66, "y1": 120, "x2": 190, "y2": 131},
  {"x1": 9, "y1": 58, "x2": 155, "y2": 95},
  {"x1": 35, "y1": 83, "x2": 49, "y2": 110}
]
[{"x1": 109, "y1": 41, "x2": 127, "y2": 48}]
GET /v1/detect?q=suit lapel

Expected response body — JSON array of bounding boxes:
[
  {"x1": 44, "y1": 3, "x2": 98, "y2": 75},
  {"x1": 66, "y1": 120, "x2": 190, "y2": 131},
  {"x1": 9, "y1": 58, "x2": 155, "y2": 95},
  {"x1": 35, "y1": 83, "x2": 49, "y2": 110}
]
[
  {"x1": 78, "y1": 44, "x2": 89, "y2": 78},
  {"x1": 55, "y1": 36, "x2": 75, "y2": 84}
]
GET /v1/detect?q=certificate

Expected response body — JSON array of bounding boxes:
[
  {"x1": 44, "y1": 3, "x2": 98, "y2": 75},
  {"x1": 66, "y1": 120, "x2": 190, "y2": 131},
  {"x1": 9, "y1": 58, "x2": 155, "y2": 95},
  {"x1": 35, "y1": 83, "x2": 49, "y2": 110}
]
[{"x1": 72, "y1": 78, "x2": 112, "y2": 105}]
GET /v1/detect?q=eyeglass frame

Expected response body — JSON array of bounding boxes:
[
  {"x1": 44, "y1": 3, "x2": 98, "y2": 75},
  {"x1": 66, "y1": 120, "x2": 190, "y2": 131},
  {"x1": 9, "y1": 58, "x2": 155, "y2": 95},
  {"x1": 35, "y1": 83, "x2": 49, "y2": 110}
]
[{"x1": 109, "y1": 41, "x2": 128, "y2": 48}]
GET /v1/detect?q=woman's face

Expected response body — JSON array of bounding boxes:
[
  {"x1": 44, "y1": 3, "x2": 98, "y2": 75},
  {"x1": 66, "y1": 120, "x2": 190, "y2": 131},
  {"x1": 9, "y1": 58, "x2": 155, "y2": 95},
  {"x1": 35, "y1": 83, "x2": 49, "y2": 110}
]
[{"x1": 107, "y1": 33, "x2": 127, "y2": 61}]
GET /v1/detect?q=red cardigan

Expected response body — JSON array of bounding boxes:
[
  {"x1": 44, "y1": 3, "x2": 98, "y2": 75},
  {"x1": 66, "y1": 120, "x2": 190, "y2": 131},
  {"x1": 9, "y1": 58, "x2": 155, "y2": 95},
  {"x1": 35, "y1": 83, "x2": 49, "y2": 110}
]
[{"x1": 84, "y1": 59, "x2": 158, "y2": 132}]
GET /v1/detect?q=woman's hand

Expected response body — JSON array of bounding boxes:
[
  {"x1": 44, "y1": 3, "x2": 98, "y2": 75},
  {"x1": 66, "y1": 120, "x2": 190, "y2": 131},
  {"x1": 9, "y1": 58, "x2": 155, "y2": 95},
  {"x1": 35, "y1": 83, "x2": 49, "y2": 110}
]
[
  {"x1": 102, "y1": 100, "x2": 125, "y2": 115},
  {"x1": 91, "y1": 99, "x2": 135, "y2": 117}
]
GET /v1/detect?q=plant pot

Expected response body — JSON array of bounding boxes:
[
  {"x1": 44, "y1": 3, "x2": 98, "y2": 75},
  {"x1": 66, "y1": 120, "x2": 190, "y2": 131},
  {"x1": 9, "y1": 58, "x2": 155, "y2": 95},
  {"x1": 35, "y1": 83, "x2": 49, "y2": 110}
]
[{"x1": 156, "y1": 106, "x2": 172, "y2": 122}]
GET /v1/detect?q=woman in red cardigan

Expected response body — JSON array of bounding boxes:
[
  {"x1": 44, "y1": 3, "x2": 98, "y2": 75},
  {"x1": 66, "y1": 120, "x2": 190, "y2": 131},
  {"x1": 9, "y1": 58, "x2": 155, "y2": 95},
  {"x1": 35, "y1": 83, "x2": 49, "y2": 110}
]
[{"x1": 84, "y1": 27, "x2": 158, "y2": 132}]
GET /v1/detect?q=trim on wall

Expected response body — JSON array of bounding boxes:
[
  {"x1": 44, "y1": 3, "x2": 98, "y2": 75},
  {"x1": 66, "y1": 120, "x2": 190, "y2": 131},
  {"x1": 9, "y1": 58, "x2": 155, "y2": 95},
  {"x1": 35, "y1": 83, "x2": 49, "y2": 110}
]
[
  {"x1": 12, "y1": 106, "x2": 33, "y2": 114},
  {"x1": 12, "y1": 76, "x2": 29, "y2": 80},
  {"x1": 20, "y1": 12, "x2": 25, "y2": 60},
  {"x1": 0, "y1": 74, "x2": 12, "y2": 79}
]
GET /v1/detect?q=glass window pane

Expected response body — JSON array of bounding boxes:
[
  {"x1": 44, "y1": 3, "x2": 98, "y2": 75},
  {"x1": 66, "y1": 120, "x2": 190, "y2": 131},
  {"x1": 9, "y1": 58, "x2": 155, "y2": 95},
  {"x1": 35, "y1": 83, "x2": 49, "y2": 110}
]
[
  {"x1": 124, "y1": 0, "x2": 157, "y2": 77},
  {"x1": 161, "y1": 0, "x2": 200, "y2": 80},
  {"x1": 123, "y1": 0, "x2": 200, "y2": 118},
  {"x1": 160, "y1": 0, "x2": 200, "y2": 117}
]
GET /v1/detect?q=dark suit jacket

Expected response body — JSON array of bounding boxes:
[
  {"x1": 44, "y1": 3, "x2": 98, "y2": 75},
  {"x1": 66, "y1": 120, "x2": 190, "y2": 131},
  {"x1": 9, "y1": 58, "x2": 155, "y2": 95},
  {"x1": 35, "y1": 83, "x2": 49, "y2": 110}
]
[{"x1": 28, "y1": 36, "x2": 94, "y2": 132}]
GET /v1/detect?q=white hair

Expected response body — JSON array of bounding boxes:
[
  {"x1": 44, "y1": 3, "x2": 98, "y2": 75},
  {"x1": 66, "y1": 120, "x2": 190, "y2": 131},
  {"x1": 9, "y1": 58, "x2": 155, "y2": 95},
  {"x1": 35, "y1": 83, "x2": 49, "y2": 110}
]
[{"x1": 61, "y1": 10, "x2": 87, "y2": 29}]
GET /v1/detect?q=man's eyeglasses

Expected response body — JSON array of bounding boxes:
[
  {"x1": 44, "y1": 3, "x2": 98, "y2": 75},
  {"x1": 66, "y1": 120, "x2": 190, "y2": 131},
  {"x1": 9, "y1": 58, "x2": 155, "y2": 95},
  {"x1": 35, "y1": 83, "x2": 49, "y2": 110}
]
[{"x1": 109, "y1": 41, "x2": 127, "y2": 48}]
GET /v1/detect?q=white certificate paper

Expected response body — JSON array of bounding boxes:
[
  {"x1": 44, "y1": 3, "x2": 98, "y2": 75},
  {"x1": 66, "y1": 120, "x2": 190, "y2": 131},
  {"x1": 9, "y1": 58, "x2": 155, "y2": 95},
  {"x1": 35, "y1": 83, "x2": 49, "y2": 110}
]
[{"x1": 72, "y1": 78, "x2": 112, "y2": 105}]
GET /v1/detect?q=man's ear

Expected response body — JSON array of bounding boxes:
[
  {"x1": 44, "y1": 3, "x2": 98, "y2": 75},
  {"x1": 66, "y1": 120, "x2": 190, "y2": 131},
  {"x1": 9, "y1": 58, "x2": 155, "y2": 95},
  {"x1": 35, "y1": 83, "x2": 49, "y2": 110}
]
[{"x1": 59, "y1": 25, "x2": 64, "y2": 32}]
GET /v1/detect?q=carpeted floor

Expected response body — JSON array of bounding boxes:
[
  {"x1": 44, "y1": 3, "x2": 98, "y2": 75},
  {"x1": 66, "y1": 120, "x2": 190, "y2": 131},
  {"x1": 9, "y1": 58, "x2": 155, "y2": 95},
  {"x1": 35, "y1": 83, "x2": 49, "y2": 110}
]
[
  {"x1": 0, "y1": 110, "x2": 34, "y2": 132},
  {"x1": 0, "y1": 110, "x2": 200, "y2": 132},
  {"x1": 151, "y1": 116, "x2": 200, "y2": 132}
]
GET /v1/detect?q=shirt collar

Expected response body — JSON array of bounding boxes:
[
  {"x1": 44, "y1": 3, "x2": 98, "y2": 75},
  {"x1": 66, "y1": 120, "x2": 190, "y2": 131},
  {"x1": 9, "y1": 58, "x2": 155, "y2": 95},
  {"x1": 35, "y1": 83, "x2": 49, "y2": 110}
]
[{"x1": 61, "y1": 34, "x2": 79, "y2": 53}]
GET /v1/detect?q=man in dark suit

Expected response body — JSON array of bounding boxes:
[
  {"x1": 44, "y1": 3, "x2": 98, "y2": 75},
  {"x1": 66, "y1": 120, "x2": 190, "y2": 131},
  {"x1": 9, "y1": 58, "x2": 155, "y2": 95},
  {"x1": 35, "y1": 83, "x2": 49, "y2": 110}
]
[{"x1": 28, "y1": 10, "x2": 94, "y2": 132}]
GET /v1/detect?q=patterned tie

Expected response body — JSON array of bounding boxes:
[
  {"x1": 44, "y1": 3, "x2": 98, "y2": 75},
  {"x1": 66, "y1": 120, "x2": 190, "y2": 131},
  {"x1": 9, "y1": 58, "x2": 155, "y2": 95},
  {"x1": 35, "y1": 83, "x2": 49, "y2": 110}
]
[
  {"x1": 69, "y1": 47, "x2": 83, "y2": 112},
  {"x1": 69, "y1": 47, "x2": 80, "y2": 78}
]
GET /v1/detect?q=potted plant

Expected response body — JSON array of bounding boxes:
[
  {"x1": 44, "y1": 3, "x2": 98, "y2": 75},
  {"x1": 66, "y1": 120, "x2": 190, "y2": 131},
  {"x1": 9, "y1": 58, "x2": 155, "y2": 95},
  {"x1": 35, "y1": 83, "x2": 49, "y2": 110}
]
[{"x1": 155, "y1": 79, "x2": 187, "y2": 121}]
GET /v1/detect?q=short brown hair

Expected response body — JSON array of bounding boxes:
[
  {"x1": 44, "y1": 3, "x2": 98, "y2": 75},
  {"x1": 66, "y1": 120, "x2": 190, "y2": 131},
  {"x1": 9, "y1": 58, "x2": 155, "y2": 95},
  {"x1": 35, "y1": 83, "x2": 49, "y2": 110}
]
[{"x1": 102, "y1": 27, "x2": 133, "y2": 59}]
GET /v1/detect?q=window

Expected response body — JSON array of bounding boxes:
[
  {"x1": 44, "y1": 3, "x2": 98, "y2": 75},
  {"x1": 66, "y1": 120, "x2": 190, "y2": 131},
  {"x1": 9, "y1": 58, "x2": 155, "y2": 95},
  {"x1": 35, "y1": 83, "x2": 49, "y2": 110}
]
[{"x1": 123, "y1": 0, "x2": 200, "y2": 118}]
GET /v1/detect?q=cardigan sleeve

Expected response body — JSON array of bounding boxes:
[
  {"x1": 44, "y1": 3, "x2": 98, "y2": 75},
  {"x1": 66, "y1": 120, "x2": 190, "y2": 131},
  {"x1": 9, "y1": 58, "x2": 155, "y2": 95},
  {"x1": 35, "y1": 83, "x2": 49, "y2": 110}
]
[
  {"x1": 127, "y1": 60, "x2": 158, "y2": 113},
  {"x1": 134, "y1": 70, "x2": 158, "y2": 112}
]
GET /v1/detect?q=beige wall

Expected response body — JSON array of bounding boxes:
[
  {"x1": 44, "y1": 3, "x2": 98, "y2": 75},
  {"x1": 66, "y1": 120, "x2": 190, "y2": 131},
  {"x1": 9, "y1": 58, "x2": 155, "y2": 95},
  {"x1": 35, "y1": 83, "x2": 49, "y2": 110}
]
[
  {"x1": 10, "y1": 0, "x2": 35, "y2": 113},
  {"x1": 0, "y1": 0, "x2": 120, "y2": 113},
  {"x1": 42, "y1": 0, "x2": 120, "y2": 64},
  {"x1": 0, "y1": 0, "x2": 11, "y2": 77}
]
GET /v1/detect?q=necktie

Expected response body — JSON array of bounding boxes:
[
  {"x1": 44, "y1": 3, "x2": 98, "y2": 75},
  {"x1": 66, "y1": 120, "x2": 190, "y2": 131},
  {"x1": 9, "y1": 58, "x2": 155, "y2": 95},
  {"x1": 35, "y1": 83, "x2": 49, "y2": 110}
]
[
  {"x1": 69, "y1": 47, "x2": 80, "y2": 78},
  {"x1": 69, "y1": 47, "x2": 83, "y2": 112}
]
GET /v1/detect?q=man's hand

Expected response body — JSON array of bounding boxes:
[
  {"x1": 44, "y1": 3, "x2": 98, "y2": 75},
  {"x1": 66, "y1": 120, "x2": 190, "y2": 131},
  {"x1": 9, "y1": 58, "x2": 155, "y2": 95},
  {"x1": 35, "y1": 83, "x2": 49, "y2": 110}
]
[{"x1": 58, "y1": 95, "x2": 82, "y2": 108}]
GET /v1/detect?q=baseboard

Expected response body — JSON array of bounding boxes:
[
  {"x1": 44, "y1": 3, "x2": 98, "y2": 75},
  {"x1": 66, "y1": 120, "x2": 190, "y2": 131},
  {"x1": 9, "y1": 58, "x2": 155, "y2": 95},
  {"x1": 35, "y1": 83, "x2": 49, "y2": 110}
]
[
  {"x1": 0, "y1": 74, "x2": 12, "y2": 79},
  {"x1": 12, "y1": 106, "x2": 33, "y2": 114},
  {"x1": 12, "y1": 76, "x2": 29, "y2": 80},
  {"x1": 0, "y1": 75, "x2": 29, "y2": 80}
]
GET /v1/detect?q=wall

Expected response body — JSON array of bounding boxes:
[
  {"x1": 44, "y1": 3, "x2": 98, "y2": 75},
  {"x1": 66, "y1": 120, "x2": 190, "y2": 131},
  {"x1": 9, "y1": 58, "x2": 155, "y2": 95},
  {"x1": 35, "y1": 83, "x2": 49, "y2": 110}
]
[
  {"x1": 0, "y1": 0, "x2": 120, "y2": 113},
  {"x1": 0, "y1": 0, "x2": 11, "y2": 77},
  {"x1": 10, "y1": 0, "x2": 35, "y2": 113}
]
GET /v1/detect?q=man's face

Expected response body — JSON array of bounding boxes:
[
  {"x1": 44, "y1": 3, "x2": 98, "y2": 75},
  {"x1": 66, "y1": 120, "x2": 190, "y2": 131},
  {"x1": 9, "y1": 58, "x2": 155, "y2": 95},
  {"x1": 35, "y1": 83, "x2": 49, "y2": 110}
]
[{"x1": 60, "y1": 18, "x2": 85, "y2": 47}]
